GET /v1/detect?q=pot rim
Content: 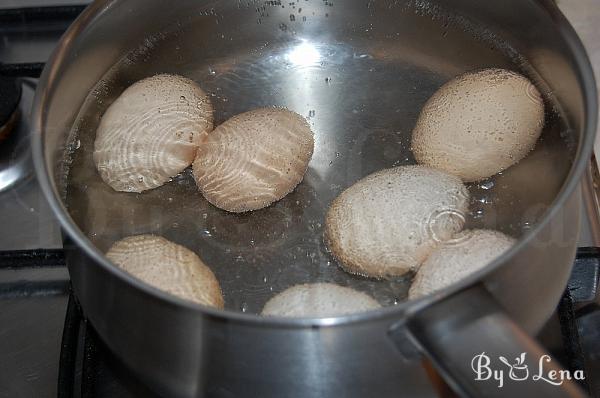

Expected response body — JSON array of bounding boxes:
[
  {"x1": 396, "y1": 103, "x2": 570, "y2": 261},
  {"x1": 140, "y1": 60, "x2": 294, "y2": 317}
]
[{"x1": 31, "y1": 0, "x2": 598, "y2": 329}]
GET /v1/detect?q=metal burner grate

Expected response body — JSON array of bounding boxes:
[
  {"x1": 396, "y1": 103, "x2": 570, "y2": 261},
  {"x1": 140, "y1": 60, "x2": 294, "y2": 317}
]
[{"x1": 57, "y1": 296, "x2": 162, "y2": 398}]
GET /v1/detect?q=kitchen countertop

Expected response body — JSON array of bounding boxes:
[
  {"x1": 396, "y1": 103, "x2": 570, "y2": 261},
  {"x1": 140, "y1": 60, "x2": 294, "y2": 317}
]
[{"x1": 559, "y1": 0, "x2": 600, "y2": 160}]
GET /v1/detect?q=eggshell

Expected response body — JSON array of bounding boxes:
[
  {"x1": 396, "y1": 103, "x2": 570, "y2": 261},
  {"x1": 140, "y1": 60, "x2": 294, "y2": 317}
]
[
  {"x1": 261, "y1": 283, "x2": 380, "y2": 317},
  {"x1": 193, "y1": 107, "x2": 314, "y2": 212},
  {"x1": 411, "y1": 68, "x2": 544, "y2": 182},
  {"x1": 409, "y1": 229, "x2": 515, "y2": 299},
  {"x1": 94, "y1": 74, "x2": 213, "y2": 192},
  {"x1": 325, "y1": 165, "x2": 470, "y2": 278},
  {"x1": 106, "y1": 234, "x2": 224, "y2": 308}
]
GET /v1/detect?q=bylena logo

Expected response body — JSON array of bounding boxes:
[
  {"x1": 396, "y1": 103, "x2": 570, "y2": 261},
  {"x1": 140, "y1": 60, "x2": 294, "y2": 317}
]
[{"x1": 471, "y1": 352, "x2": 585, "y2": 388}]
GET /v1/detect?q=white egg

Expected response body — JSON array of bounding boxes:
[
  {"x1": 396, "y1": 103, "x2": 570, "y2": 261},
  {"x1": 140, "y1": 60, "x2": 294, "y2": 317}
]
[
  {"x1": 324, "y1": 165, "x2": 470, "y2": 279},
  {"x1": 106, "y1": 234, "x2": 224, "y2": 308},
  {"x1": 261, "y1": 283, "x2": 380, "y2": 317},
  {"x1": 409, "y1": 229, "x2": 515, "y2": 299},
  {"x1": 411, "y1": 68, "x2": 544, "y2": 182},
  {"x1": 193, "y1": 107, "x2": 314, "y2": 213},
  {"x1": 93, "y1": 74, "x2": 213, "y2": 193}
]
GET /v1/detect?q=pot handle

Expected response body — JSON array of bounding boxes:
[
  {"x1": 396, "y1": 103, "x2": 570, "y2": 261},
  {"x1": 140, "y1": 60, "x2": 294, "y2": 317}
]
[{"x1": 390, "y1": 285, "x2": 588, "y2": 397}]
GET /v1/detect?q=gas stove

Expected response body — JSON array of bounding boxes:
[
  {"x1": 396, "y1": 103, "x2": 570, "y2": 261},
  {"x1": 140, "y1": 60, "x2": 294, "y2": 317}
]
[{"x1": 1, "y1": 2, "x2": 600, "y2": 398}]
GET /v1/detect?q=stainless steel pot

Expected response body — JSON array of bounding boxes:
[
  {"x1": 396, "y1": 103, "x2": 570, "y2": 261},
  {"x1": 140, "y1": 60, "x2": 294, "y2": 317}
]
[{"x1": 32, "y1": 0, "x2": 597, "y2": 397}]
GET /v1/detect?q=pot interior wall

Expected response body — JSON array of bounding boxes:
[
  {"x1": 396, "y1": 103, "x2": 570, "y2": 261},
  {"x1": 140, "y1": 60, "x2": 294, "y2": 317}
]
[{"x1": 40, "y1": 0, "x2": 582, "y2": 314}]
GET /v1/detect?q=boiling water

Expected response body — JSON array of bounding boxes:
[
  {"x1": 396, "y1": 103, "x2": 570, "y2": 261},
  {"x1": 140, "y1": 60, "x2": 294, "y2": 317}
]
[{"x1": 65, "y1": 0, "x2": 574, "y2": 314}]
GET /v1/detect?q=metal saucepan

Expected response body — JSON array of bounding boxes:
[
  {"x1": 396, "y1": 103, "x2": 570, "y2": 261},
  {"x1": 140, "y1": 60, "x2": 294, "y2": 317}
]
[{"x1": 32, "y1": 0, "x2": 597, "y2": 396}]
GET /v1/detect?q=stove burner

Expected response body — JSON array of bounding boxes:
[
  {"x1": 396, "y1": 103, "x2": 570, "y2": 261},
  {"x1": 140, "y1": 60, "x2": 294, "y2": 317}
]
[
  {"x1": 0, "y1": 76, "x2": 36, "y2": 192},
  {"x1": 0, "y1": 76, "x2": 22, "y2": 142},
  {"x1": 58, "y1": 297, "x2": 161, "y2": 398}
]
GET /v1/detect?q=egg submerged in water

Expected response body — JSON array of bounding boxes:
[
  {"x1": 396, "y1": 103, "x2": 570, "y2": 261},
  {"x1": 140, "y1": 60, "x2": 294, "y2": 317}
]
[
  {"x1": 324, "y1": 165, "x2": 470, "y2": 279},
  {"x1": 106, "y1": 234, "x2": 224, "y2": 308},
  {"x1": 193, "y1": 107, "x2": 314, "y2": 213},
  {"x1": 411, "y1": 68, "x2": 545, "y2": 182},
  {"x1": 261, "y1": 283, "x2": 380, "y2": 317},
  {"x1": 408, "y1": 229, "x2": 516, "y2": 299},
  {"x1": 93, "y1": 74, "x2": 214, "y2": 193}
]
